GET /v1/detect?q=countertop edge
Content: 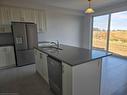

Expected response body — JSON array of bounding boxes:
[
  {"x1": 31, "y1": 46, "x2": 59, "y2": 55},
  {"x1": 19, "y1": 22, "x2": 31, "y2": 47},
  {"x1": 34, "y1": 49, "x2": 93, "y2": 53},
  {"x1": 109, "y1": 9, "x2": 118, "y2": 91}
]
[{"x1": 34, "y1": 47, "x2": 112, "y2": 66}]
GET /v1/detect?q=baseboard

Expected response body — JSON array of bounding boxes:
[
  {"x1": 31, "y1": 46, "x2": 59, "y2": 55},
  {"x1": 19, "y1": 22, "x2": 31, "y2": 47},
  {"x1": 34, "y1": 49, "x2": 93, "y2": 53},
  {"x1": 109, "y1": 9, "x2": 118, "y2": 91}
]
[{"x1": 0, "y1": 64, "x2": 16, "y2": 70}]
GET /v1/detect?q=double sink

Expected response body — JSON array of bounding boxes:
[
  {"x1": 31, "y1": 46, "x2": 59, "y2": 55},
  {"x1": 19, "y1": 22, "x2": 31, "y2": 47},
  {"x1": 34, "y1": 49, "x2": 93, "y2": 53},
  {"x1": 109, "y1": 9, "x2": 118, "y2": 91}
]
[
  {"x1": 40, "y1": 46, "x2": 63, "y2": 52},
  {"x1": 39, "y1": 41, "x2": 63, "y2": 52}
]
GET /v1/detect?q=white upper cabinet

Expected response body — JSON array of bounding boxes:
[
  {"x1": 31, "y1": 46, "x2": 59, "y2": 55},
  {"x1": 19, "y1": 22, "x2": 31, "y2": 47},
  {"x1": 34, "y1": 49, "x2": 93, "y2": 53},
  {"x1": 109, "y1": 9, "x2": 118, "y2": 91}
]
[{"x1": 0, "y1": 6, "x2": 47, "y2": 33}]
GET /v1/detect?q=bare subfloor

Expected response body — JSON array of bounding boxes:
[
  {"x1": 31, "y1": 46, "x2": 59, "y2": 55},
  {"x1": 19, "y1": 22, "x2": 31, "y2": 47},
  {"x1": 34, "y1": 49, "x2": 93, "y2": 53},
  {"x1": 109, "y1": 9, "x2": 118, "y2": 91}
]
[
  {"x1": 0, "y1": 64, "x2": 53, "y2": 95},
  {"x1": 102, "y1": 56, "x2": 127, "y2": 95},
  {"x1": 0, "y1": 56, "x2": 127, "y2": 95}
]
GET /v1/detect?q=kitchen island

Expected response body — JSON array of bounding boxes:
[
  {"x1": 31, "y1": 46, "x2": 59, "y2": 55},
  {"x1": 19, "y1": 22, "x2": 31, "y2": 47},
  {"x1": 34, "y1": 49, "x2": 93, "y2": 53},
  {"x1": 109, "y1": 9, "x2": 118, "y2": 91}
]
[{"x1": 34, "y1": 44, "x2": 111, "y2": 95}]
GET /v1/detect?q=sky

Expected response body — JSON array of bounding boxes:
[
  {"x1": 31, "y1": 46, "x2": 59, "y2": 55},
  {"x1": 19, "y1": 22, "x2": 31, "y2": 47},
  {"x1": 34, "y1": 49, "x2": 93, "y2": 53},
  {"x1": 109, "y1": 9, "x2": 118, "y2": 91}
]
[{"x1": 93, "y1": 11, "x2": 127, "y2": 30}]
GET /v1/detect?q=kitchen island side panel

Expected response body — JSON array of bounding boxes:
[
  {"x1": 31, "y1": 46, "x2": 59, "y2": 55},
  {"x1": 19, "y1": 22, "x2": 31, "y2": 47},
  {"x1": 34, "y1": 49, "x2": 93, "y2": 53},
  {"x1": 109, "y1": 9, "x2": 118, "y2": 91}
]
[
  {"x1": 62, "y1": 62, "x2": 73, "y2": 95},
  {"x1": 72, "y1": 59, "x2": 102, "y2": 95}
]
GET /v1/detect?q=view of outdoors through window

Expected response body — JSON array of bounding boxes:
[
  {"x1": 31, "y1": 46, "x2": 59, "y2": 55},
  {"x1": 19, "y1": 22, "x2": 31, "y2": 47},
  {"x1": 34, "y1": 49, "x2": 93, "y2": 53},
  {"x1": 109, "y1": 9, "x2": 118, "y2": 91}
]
[
  {"x1": 93, "y1": 15, "x2": 109, "y2": 51},
  {"x1": 93, "y1": 11, "x2": 127, "y2": 57}
]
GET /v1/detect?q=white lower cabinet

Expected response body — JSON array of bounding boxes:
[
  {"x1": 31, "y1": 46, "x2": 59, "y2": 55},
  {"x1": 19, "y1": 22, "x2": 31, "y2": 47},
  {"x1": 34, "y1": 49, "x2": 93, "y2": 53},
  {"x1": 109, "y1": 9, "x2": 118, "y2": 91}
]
[
  {"x1": 0, "y1": 46, "x2": 16, "y2": 68},
  {"x1": 34, "y1": 49, "x2": 42, "y2": 74},
  {"x1": 34, "y1": 49, "x2": 49, "y2": 83},
  {"x1": 62, "y1": 62, "x2": 72, "y2": 95},
  {"x1": 62, "y1": 59, "x2": 102, "y2": 95},
  {"x1": 34, "y1": 49, "x2": 102, "y2": 95},
  {"x1": 41, "y1": 52, "x2": 49, "y2": 83}
]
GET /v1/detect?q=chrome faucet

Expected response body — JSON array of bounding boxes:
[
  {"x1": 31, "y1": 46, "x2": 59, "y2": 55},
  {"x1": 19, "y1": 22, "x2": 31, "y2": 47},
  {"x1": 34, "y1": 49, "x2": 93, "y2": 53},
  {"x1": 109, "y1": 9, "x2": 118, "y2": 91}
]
[
  {"x1": 50, "y1": 40, "x2": 59, "y2": 48},
  {"x1": 56, "y1": 40, "x2": 59, "y2": 48}
]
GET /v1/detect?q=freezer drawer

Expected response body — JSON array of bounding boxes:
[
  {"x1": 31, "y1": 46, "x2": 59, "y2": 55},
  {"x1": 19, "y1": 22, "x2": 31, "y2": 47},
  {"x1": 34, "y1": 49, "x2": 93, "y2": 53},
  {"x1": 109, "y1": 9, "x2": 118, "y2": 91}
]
[{"x1": 16, "y1": 50, "x2": 35, "y2": 66}]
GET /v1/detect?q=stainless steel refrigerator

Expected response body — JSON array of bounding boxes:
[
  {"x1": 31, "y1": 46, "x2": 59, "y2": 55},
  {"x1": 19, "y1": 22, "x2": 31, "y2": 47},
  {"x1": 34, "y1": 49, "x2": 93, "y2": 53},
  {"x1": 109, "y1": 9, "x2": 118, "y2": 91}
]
[{"x1": 11, "y1": 22, "x2": 38, "y2": 66}]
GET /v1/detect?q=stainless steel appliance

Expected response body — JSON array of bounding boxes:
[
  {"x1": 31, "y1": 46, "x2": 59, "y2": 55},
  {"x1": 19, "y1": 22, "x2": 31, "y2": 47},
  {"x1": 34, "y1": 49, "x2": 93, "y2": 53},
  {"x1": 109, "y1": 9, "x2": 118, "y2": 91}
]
[
  {"x1": 11, "y1": 22, "x2": 38, "y2": 66},
  {"x1": 47, "y1": 56, "x2": 62, "y2": 95}
]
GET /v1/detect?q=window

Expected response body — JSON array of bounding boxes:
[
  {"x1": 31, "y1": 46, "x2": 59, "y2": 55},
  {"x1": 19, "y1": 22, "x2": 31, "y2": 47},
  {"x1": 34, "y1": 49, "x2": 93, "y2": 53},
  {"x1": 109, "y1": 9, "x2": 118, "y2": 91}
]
[
  {"x1": 92, "y1": 11, "x2": 127, "y2": 57},
  {"x1": 92, "y1": 15, "x2": 109, "y2": 51},
  {"x1": 109, "y1": 11, "x2": 127, "y2": 57}
]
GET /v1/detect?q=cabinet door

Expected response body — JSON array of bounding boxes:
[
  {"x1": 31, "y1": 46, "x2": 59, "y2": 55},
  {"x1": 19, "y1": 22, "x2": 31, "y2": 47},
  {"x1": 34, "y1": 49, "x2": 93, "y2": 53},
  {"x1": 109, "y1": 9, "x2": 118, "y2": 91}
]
[
  {"x1": 62, "y1": 63, "x2": 72, "y2": 95},
  {"x1": 41, "y1": 52, "x2": 49, "y2": 83},
  {"x1": 7, "y1": 46, "x2": 16, "y2": 66},
  {"x1": 0, "y1": 46, "x2": 16, "y2": 68},
  {"x1": 34, "y1": 49, "x2": 48, "y2": 83},
  {"x1": 0, "y1": 47, "x2": 8, "y2": 67},
  {"x1": 34, "y1": 49, "x2": 42, "y2": 74},
  {"x1": 72, "y1": 59, "x2": 102, "y2": 95}
]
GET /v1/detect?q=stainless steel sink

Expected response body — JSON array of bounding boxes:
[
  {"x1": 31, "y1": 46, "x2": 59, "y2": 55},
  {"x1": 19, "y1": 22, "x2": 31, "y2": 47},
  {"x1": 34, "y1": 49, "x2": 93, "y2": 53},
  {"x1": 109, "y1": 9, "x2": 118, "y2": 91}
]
[{"x1": 42, "y1": 46, "x2": 63, "y2": 52}]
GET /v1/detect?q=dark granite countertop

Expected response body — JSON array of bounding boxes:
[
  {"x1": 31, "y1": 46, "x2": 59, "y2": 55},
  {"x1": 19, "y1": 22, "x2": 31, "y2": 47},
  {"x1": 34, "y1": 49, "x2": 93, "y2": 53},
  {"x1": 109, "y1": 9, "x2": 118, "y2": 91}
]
[{"x1": 35, "y1": 44, "x2": 111, "y2": 66}]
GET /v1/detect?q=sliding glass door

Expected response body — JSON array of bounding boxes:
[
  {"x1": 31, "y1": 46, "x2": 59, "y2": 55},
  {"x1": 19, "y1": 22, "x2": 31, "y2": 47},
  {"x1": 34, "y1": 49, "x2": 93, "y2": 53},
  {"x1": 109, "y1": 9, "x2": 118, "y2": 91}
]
[
  {"x1": 92, "y1": 15, "x2": 109, "y2": 51},
  {"x1": 92, "y1": 11, "x2": 127, "y2": 57},
  {"x1": 109, "y1": 11, "x2": 127, "y2": 57}
]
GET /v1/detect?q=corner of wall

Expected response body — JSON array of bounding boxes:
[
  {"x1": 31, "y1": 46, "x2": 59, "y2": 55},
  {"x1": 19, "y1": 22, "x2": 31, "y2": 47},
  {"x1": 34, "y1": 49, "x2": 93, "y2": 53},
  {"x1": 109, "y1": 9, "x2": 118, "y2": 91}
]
[{"x1": 81, "y1": 14, "x2": 92, "y2": 49}]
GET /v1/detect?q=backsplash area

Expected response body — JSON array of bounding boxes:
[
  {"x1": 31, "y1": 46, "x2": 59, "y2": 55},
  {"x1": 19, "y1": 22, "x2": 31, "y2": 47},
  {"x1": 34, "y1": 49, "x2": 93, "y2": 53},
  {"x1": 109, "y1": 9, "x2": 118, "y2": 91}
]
[{"x1": 0, "y1": 33, "x2": 13, "y2": 46}]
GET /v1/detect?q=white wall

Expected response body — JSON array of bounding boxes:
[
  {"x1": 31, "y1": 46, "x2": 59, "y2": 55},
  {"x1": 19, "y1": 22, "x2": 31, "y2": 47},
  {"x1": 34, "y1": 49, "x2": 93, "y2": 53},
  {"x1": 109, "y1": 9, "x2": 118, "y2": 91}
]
[
  {"x1": 38, "y1": 10, "x2": 84, "y2": 47},
  {"x1": 81, "y1": 14, "x2": 92, "y2": 49}
]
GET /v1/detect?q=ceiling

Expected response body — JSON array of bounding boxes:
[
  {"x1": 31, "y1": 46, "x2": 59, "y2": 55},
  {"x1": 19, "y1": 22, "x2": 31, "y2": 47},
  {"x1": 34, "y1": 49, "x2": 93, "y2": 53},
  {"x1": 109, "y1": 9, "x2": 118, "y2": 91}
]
[{"x1": 0, "y1": 0, "x2": 127, "y2": 11}]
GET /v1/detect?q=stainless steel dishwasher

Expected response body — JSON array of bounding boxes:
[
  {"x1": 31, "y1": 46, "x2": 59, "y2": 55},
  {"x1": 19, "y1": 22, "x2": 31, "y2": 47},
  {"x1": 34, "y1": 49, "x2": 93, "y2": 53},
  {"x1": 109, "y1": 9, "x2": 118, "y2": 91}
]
[{"x1": 47, "y1": 56, "x2": 62, "y2": 95}]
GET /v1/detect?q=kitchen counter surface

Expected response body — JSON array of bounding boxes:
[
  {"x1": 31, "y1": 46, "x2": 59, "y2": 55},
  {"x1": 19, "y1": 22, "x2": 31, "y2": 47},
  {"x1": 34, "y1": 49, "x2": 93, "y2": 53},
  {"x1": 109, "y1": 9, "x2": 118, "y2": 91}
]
[{"x1": 35, "y1": 44, "x2": 111, "y2": 66}]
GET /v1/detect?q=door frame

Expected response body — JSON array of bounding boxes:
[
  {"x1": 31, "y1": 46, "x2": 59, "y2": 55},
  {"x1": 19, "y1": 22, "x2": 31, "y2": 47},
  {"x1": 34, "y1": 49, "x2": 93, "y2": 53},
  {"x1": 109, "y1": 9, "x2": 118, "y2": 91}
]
[{"x1": 91, "y1": 14, "x2": 111, "y2": 52}]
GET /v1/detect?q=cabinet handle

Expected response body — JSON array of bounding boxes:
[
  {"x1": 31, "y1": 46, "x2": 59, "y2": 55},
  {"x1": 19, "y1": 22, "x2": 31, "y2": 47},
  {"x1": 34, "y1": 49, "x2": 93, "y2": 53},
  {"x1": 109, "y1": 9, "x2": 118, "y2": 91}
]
[
  {"x1": 40, "y1": 53, "x2": 42, "y2": 59},
  {"x1": 62, "y1": 65, "x2": 64, "y2": 73}
]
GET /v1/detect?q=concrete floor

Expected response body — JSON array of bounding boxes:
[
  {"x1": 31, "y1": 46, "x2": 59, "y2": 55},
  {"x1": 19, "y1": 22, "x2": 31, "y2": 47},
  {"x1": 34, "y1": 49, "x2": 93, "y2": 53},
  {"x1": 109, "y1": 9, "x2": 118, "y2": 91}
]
[
  {"x1": 0, "y1": 64, "x2": 53, "y2": 95},
  {"x1": 102, "y1": 56, "x2": 127, "y2": 95},
  {"x1": 0, "y1": 56, "x2": 127, "y2": 95}
]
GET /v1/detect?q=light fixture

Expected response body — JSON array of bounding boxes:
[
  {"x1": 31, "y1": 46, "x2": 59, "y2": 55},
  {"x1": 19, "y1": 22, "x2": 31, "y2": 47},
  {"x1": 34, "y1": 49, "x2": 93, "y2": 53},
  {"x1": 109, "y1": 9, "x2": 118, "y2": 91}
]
[{"x1": 85, "y1": 0, "x2": 95, "y2": 14}]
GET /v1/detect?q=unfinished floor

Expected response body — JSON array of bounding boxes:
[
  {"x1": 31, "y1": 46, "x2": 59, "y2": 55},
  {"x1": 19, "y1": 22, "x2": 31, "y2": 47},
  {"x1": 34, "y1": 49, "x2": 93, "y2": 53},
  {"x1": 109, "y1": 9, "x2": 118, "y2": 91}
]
[
  {"x1": 0, "y1": 64, "x2": 53, "y2": 95},
  {"x1": 0, "y1": 56, "x2": 127, "y2": 95}
]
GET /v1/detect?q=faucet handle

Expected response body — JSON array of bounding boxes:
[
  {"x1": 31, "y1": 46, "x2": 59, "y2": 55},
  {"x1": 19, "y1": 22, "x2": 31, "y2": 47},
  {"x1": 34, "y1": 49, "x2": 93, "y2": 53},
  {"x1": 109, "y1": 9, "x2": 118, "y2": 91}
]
[{"x1": 56, "y1": 40, "x2": 59, "y2": 48}]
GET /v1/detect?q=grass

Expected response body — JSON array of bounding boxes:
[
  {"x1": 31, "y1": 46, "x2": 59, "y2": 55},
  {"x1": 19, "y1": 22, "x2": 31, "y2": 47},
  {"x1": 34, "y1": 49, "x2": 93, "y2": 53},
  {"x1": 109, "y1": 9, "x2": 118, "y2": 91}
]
[{"x1": 93, "y1": 31, "x2": 127, "y2": 57}]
